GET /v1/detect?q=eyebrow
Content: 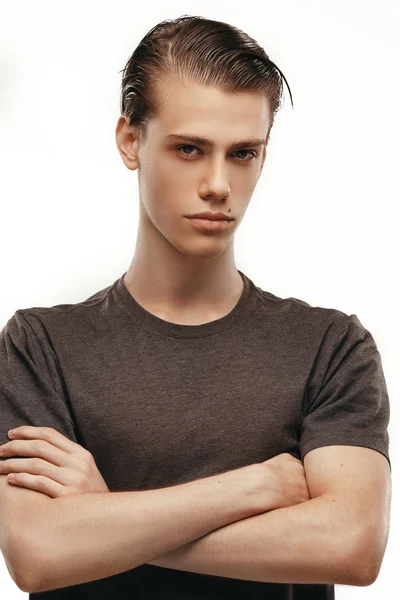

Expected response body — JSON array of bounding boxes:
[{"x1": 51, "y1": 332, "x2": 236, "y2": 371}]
[{"x1": 164, "y1": 133, "x2": 267, "y2": 151}]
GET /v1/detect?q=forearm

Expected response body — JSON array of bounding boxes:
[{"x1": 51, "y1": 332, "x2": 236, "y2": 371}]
[
  {"x1": 29, "y1": 464, "x2": 263, "y2": 593},
  {"x1": 148, "y1": 493, "x2": 365, "y2": 586}
]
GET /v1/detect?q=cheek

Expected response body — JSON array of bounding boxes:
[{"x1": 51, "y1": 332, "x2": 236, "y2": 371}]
[
  {"x1": 140, "y1": 173, "x2": 180, "y2": 231},
  {"x1": 149, "y1": 161, "x2": 192, "y2": 212}
]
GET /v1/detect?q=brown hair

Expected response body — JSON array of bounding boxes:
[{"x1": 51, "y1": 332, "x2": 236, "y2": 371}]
[{"x1": 118, "y1": 15, "x2": 293, "y2": 144}]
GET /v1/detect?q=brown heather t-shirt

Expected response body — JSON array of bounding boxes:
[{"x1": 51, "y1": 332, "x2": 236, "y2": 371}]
[{"x1": 0, "y1": 269, "x2": 390, "y2": 599}]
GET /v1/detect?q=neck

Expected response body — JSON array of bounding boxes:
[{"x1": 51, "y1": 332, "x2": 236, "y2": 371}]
[{"x1": 122, "y1": 221, "x2": 244, "y2": 323}]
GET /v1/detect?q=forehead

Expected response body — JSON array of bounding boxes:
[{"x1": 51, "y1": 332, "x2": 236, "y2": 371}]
[{"x1": 150, "y1": 73, "x2": 271, "y2": 140}]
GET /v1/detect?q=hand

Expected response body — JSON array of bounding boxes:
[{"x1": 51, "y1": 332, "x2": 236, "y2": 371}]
[
  {"x1": 260, "y1": 452, "x2": 311, "y2": 510},
  {"x1": 0, "y1": 426, "x2": 110, "y2": 498}
]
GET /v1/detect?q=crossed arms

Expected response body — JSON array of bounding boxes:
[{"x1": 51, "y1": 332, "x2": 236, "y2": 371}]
[
  {"x1": 147, "y1": 445, "x2": 391, "y2": 585},
  {"x1": 15, "y1": 443, "x2": 390, "y2": 593}
]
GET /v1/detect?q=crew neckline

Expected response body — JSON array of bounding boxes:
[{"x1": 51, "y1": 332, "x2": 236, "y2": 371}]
[{"x1": 114, "y1": 269, "x2": 256, "y2": 338}]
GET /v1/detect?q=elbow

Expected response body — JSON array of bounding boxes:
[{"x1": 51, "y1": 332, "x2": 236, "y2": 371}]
[
  {"x1": 350, "y1": 561, "x2": 380, "y2": 588},
  {"x1": 14, "y1": 570, "x2": 36, "y2": 594},
  {"x1": 354, "y1": 522, "x2": 388, "y2": 587},
  {"x1": 9, "y1": 526, "x2": 48, "y2": 593},
  {"x1": 339, "y1": 526, "x2": 383, "y2": 587},
  {"x1": 355, "y1": 549, "x2": 383, "y2": 587}
]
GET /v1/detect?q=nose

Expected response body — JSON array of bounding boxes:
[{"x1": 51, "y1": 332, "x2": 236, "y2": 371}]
[{"x1": 200, "y1": 158, "x2": 231, "y2": 199}]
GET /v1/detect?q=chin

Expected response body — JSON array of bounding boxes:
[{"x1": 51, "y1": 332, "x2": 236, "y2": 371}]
[{"x1": 174, "y1": 238, "x2": 233, "y2": 259}]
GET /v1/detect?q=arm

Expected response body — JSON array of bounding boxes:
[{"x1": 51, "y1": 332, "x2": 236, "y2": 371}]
[
  {"x1": 28, "y1": 463, "x2": 263, "y2": 593},
  {"x1": 148, "y1": 446, "x2": 392, "y2": 587}
]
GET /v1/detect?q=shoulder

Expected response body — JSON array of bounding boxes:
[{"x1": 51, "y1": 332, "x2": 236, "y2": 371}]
[
  {"x1": 253, "y1": 282, "x2": 364, "y2": 340},
  {"x1": 2, "y1": 278, "x2": 117, "y2": 338}
]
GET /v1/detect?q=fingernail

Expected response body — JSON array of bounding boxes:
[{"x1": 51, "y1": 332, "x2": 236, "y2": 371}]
[{"x1": 8, "y1": 430, "x2": 15, "y2": 436}]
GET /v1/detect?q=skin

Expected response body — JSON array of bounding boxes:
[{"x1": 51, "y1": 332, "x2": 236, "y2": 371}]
[{"x1": 115, "y1": 71, "x2": 271, "y2": 324}]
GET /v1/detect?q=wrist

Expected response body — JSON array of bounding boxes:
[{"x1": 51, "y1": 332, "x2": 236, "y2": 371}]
[{"x1": 218, "y1": 463, "x2": 269, "y2": 518}]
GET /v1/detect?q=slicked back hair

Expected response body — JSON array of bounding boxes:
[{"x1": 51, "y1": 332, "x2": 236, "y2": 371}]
[{"x1": 118, "y1": 15, "x2": 293, "y2": 144}]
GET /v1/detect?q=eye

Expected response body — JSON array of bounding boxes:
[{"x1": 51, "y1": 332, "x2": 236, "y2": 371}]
[
  {"x1": 176, "y1": 145, "x2": 258, "y2": 161},
  {"x1": 176, "y1": 144, "x2": 200, "y2": 157},
  {"x1": 234, "y1": 149, "x2": 258, "y2": 161}
]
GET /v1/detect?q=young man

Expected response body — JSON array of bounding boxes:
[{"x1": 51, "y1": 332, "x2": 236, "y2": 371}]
[{"x1": 0, "y1": 15, "x2": 391, "y2": 599}]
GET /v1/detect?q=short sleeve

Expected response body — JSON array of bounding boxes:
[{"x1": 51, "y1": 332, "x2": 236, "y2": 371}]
[
  {"x1": 0, "y1": 310, "x2": 78, "y2": 456},
  {"x1": 300, "y1": 313, "x2": 391, "y2": 472}
]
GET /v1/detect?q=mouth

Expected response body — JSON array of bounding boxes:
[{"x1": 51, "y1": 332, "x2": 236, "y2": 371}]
[{"x1": 185, "y1": 217, "x2": 233, "y2": 232}]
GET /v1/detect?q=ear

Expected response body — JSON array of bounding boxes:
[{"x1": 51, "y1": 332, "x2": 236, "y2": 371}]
[{"x1": 115, "y1": 116, "x2": 140, "y2": 171}]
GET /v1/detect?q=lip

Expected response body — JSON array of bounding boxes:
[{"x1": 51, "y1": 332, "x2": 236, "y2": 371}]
[
  {"x1": 185, "y1": 217, "x2": 233, "y2": 231},
  {"x1": 187, "y1": 212, "x2": 234, "y2": 221}
]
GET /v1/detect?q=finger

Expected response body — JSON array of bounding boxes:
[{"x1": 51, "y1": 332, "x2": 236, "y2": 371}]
[
  {"x1": 0, "y1": 457, "x2": 78, "y2": 487},
  {"x1": 8, "y1": 426, "x2": 85, "y2": 456},
  {"x1": 7, "y1": 472, "x2": 68, "y2": 499},
  {"x1": 2, "y1": 439, "x2": 70, "y2": 467}
]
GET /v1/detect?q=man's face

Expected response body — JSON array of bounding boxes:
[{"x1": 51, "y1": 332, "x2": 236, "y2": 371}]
[{"x1": 117, "y1": 73, "x2": 271, "y2": 259}]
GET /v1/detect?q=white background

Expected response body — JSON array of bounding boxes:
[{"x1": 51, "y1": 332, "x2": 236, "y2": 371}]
[{"x1": 0, "y1": 0, "x2": 398, "y2": 596}]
